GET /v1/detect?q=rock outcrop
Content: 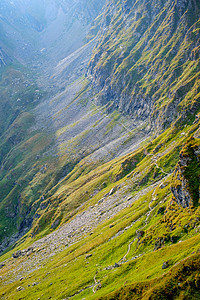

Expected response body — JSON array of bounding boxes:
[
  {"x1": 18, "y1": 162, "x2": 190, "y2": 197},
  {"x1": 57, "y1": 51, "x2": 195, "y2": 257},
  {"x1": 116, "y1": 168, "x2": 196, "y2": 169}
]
[
  {"x1": 88, "y1": 0, "x2": 200, "y2": 132},
  {"x1": 171, "y1": 137, "x2": 200, "y2": 207}
]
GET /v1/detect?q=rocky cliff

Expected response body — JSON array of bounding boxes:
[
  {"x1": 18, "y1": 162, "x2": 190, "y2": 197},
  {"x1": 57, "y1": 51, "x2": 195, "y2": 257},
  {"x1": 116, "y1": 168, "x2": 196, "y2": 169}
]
[
  {"x1": 171, "y1": 136, "x2": 200, "y2": 207},
  {"x1": 88, "y1": 0, "x2": 200, "y2": 132}
]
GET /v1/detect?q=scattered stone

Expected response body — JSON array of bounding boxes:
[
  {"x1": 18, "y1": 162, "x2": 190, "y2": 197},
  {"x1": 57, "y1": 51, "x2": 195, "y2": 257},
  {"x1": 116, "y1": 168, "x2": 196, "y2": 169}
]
[
  {"x1": 109, "y1": 224, "x2": 114, "y2": 228},
  {"x1": 196, "y1": 226, "x2": 200, "y2": 233},
  {"x1": 0, "y1": 263, "x2": 5, "y2": 269},
  {"x1": 32, "y1": 282, "x2": 38, "y2": 286},
  {"x1": 12, "y1": 250, "x2": 22, "y2": 258},
  {"x1": 96, "y1": 283, "x2": 102, "y2": 291},
  {"x1": 17, "y1": 286, "x2": 23, "y2": 291},
  {"x1": 20, "y1": 277, "x2": 24, "y2": 281},
  {"x1": 26, "y1": 251, "x2": 33, "y2": 257},
  {"x1": 86, "y1": 254, "x2": 92, "y2": 259},
  {"x1": 98, "y1": 198, "x2": 104, "y2": 204},
  {"x1": 114, "y1": 263, "x2": 120, "y2": 268},
  {"x1": 136, "y1": 230, "x2": 144, "y2": 239},
  {"x1": 109, "y1": 187, "x2": 117, "y2": 196},
  {"x1": 26, "y1": 247, "x2": 34, "y2": 256},
  {"x1": 162, "y1": 261, "x2": 169, "y2": 269}
]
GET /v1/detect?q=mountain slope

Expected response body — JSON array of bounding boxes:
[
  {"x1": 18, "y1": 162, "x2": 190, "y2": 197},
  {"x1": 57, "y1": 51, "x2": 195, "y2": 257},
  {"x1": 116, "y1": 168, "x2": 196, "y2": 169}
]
[
  {"x1": 0, "y1": 0, "x2": 200, "y2": 299},
  {"x1": 88, "y1": 0, "x2": 200, "y2": 131},
  {"x1": 0, "y1": 0, "x2": 106, "y2": 252}
]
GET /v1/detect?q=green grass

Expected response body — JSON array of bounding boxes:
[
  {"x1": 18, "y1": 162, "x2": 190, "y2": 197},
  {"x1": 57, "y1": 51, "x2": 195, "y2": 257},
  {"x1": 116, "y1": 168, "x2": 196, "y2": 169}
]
[{"x1": 0, "y1": 114, "x2": 200, "y2": 299}]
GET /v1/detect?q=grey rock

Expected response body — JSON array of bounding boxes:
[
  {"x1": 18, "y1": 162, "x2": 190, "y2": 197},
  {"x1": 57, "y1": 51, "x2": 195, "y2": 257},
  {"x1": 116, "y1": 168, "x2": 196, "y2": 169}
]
[
  {"x1": 12, "y1": 250, "x2": 22, "y2": 258},
  {"x1": 114, "y1": 262, "x2": 120, "y2": 268},
  {"x1": 0, "y1": 263, "x2": 5, "y2": 269},
  {"x1": 162, "y1": 261, "x2": 169, "y2": 269},
  {"x1": 136, "y1": 230, "x2": 144, "y2": 239},
  {"x1": 51, "y1": 219, "x2": 60, "y2": 229},
  {"x1": 154, "y1": 238, "x2": 165, "y2": 251},
  {"x1": 109, "y1": 187, "x2": 117, "y2": 195}
]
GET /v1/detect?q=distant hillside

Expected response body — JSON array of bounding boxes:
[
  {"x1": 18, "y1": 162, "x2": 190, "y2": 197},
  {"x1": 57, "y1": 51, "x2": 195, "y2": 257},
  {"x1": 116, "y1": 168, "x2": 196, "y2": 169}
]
[{"x1": 0, "y1": 0, "x2": 105, "y2": 66}]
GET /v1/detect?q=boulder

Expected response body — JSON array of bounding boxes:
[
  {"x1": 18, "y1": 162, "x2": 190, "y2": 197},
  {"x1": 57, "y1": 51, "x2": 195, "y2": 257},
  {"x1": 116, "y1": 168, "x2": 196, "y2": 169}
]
[
  {"x1": 162, "y1": 261, "x2": 169, "y2": 269},
  {"x1": 0, "y1": 263, "x2": 5, "y2": 269},
  {"x1": 136, "y1": 230, "x2": 144, "y2": 239},
  {"x1": 114, "y1": 262, "x2": 120, "y2": 268},
  {"x1": 12, "y1": 250, "x2": 22, "y2": 258}
]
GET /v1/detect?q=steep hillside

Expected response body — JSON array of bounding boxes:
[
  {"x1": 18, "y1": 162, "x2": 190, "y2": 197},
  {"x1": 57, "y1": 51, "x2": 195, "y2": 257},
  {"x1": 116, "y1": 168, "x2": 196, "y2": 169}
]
[
  {"x1": 0, "y1": 0, "x2": 200, "y2": 299},
  {"x1": 0, "y1": 0, "x2": 106, "y2": 252},
  {"x1": 88, "y1": 0, "x2": 200, "y2": 132}
]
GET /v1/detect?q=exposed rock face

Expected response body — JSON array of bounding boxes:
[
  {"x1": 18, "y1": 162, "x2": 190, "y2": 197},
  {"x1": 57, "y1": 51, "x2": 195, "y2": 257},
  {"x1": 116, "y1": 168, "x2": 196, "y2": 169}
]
[
  {"x1": 171, "y1": 172, "x2": 192, "y2": 208},
  {"x1": 162, "y1": 261, "x2": 169, "y2": 269},
  {"x1": 88, "y1": 0, "x2": 200, "y2": 132},
  {"x1": 171, "y1": 137, "x2": 200, "y2": 208}
]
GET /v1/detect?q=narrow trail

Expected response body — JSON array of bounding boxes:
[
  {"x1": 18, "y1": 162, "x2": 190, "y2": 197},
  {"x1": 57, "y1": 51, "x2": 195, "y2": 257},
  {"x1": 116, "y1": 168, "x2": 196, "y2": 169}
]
[
  {"x1": 117, "y1": 175, "x2": 169, "y2": 266},
  {"x1": 92, "y1": 271, "x2": 100, "y2": 293},
  {"x1": 119, "y1": 238, "x2": 137, "y2": 263},
  {"x1": 66, "y1": 284, "x2": 94, "y2": 299},
  {"x1": 61, "y1": 175, "x2": 170, "y2": 299},
  {"x1": 153, "y1": 158, "x2": 169, "y2": 175},
  {"x1": 147, "y1": 149, "x2": 171, "y2": 177}
]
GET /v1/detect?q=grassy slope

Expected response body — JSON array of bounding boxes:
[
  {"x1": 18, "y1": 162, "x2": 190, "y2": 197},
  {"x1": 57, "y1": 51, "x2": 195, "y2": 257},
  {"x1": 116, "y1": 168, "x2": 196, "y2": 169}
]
[
  {"x1": 0, "y1": 113, "x2": 199, "y2": 299},
  {"x1": 0, "y1": 66, "x2": 59, "y2": 245}
]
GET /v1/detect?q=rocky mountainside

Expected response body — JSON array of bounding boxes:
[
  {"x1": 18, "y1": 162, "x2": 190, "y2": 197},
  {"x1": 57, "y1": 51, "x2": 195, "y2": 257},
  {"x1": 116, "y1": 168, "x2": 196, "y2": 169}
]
[
  {"x1": 0, "y1": 0, "x2": 200, "y2": 299},
  {"x1": 88, "y1": 0, "x2": 200, "y2": 132}
]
